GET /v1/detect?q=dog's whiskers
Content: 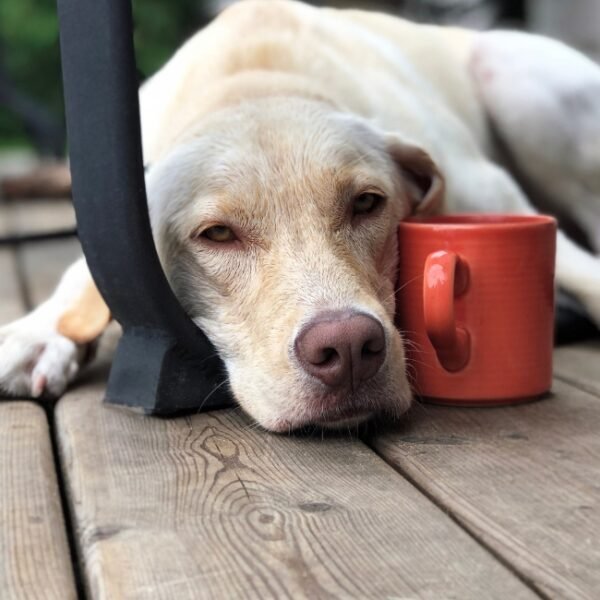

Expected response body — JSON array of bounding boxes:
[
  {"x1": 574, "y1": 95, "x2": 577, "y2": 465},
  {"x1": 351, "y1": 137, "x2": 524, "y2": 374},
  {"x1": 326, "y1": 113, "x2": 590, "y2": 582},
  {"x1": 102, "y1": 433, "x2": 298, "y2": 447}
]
[
  {"x1": 195, "y1": 378, "x2": 229, "y2": 414},
  {"x1": 378, "y1": 273, "x2": 425, "y2": 307}
]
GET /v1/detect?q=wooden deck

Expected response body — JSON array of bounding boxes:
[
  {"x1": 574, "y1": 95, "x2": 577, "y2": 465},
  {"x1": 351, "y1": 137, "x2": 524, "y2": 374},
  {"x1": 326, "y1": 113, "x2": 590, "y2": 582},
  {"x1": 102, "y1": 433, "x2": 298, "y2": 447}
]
[{"x1": 1, "y1": 164, "x2": 599, "y2": 599}]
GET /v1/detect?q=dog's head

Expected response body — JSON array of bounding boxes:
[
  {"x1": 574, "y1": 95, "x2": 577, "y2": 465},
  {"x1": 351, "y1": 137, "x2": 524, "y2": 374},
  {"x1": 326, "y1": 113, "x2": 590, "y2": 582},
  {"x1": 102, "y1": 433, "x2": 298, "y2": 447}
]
[{"x1": 147, "y1": 98, "x2": 443, "y2": 431}]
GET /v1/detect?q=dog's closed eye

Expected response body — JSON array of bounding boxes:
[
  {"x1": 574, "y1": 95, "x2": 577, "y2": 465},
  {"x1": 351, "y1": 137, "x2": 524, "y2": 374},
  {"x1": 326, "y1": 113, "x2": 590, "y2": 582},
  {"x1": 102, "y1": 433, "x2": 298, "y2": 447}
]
[
  {"x1": 352, "y1": 191, "x2": 386, "y2": 217},
  {"x1": 192, "y1": 224, "x2": 238, "y2": 244}
]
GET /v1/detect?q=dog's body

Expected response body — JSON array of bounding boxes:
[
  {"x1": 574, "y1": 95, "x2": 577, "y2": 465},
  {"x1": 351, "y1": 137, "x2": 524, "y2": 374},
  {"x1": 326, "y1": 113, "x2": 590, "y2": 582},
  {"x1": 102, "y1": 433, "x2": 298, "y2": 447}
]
[{"x1": 2, "y1": 0, "x2": 600, "y2": 430}]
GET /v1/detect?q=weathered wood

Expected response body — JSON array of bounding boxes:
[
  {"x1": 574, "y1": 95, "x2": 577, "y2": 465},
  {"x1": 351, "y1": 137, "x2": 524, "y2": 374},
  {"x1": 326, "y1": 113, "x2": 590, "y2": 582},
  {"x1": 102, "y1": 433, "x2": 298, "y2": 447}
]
[
  {"x1": 0, "y1": 403, "x2": 78, "y2": 600},
  {"x1": 554, "y1": 341, "x2": 600, "y2": 397},
  {"x1": 55, "y1": 329, "x2": 536, "y2": 600},
  {"x1": 370, "y1": 377, "x2": 600, "y2": 600},
  {"x1": 0, "y1": 244, "x2": 78, "y2": 599}
]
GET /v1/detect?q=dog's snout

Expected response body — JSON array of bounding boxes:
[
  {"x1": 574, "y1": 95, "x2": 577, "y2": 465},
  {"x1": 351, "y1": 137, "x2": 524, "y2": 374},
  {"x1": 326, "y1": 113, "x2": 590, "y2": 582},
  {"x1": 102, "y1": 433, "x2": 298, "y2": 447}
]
[{"x1": 294, "y1": 311, "x2": 386, "y2": 389}]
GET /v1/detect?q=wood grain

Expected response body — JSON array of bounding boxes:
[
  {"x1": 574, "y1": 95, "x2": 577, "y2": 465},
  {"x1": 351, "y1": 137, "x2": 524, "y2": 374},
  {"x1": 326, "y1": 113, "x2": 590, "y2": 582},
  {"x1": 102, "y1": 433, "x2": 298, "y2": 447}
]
[
  {"x1": 55, "y1": 330, "x2": 536, "y2": 600},
  {"x1": 370, "y1": 377, "x2": 600, "y2": 600},
  {"x1": 0, "y1": 243, "x2": 77, "y2": 599},
  {"x1": 0, "y1": 403, "x2": 78, "y2": 600}
]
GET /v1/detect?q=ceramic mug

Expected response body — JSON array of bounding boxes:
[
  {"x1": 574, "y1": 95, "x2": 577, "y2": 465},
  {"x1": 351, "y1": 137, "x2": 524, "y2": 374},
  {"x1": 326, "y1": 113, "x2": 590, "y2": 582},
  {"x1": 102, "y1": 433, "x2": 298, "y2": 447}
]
[{"x1": 396, "y1": 214, "x2": 557, "y2": 405}]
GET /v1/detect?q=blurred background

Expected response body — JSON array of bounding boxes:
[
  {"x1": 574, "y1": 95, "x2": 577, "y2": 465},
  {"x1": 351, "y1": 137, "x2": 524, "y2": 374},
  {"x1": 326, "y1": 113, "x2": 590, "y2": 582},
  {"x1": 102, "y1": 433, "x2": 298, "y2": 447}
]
[
  {"x1": 1, "y1": 0, "x2": 600, "y2": 158},
  {"x1": 0, "y1": 0, "x2": 598, "y2": 339}
]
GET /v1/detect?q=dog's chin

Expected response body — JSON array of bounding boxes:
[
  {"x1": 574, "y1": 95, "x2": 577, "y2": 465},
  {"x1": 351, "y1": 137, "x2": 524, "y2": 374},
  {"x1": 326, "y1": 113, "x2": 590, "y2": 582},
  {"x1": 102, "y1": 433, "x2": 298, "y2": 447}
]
[
  {"x1": 312, "y1": 410, "x2": 374, "y2": 430},
  {"x1": 232, "y1": 361, "x2": 413, "y2": 433},
  {"x1": 255, "y1": 388, "x2": 411, "y2": 433},
  {"x1": 260, "y1": 409, "x2": 375, "y2": 434}
]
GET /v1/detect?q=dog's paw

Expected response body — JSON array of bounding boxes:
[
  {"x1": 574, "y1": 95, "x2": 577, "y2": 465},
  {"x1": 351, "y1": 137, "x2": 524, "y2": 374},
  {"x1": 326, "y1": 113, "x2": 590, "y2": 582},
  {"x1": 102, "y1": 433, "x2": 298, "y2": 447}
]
[{"x1": 0, "y1": 322, "x2": 84, "y2": 399}]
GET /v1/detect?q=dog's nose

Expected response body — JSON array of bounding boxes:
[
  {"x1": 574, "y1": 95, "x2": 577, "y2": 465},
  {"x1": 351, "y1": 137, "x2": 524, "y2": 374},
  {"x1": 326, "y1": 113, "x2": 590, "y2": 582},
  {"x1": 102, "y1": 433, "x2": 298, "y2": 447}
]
[{"x1": 294, "y1": 311, "x2": 386, "y2": 389}]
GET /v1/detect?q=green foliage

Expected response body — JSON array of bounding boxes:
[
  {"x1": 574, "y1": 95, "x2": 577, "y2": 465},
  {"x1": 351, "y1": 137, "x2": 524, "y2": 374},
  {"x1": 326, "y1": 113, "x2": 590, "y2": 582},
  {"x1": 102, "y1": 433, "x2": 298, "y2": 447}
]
[
  {"x1": 133, "y1": 0, "x2": 203, "y2": 78},
  {"x1": 0, "y1": 0, "x2": 62, "y2": 146},
  {"x1": 0, "y1": 0, "x2": 208, "y2": 148}
]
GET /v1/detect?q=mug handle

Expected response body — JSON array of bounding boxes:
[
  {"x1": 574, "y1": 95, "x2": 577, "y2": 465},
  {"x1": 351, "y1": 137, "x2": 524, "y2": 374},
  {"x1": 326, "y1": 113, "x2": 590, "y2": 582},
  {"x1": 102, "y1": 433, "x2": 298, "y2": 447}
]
[{"x1": 423, "y1": 250, "x2": 470, "y2": 372}]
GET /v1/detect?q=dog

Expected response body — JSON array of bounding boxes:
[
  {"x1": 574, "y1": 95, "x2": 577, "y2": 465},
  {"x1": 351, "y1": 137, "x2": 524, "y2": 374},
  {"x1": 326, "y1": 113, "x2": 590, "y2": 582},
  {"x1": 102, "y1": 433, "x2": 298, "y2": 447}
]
[{"x1": 1, "y1": 0, "x2": 600, "y2": 432}]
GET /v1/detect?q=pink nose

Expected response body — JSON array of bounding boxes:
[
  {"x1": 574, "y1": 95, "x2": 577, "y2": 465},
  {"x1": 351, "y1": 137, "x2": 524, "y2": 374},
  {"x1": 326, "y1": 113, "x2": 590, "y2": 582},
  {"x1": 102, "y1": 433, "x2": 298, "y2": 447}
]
[{"x1": 294, "y1": 311, "x2": 386, "y2": 389}]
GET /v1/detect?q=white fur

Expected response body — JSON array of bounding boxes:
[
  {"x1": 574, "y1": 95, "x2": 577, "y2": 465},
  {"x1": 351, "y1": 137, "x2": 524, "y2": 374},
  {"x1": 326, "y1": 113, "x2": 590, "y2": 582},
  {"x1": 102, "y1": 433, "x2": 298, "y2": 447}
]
[
  {"x1": 1, "y1": 1, "x2": 600, "y2": 430},
  {"x1": 0, "y1": 259, "x2": 89, "y2": 397}
]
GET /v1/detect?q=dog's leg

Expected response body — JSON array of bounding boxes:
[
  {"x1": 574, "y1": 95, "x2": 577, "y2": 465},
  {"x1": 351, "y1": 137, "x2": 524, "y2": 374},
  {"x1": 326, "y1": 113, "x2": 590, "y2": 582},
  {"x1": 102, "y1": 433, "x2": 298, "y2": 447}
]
[
  {"x1": 451, "y1": 155, "x2": 600, "y2": 326},
  {"x1": 470, "y1": 30, "x2": 600, "y2": 251},
  {"x1": 469, "y1": 30, "x2": 600, "y2": 325},
  {"x1": 0, "y1": 258, "x2": 110, "y2": 398}
]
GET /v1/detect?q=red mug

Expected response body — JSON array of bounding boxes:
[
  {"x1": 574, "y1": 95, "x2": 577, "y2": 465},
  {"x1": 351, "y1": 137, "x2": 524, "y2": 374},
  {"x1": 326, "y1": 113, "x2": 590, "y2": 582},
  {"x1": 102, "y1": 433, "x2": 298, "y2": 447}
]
[{"x1": 396, "y1": 215, "x2": 557, "y2": 405}]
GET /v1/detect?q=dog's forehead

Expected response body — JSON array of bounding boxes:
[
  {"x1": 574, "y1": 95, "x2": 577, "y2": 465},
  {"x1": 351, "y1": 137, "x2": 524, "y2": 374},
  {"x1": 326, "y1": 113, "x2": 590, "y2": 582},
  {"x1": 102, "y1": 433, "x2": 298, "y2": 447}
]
[
  {"x1": 148, "y1": 101, "x2": 397, "y2": 238},
  {"x1": 205, "y1": 111, "x2": 392, "y2": 199}
]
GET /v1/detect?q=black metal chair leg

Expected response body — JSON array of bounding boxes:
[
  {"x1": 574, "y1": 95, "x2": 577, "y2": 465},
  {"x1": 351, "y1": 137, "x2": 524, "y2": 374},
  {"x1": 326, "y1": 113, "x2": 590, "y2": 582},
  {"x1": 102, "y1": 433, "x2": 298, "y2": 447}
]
[{"x1": 57, "y1": 0, "x2": 233, "y2": 414}]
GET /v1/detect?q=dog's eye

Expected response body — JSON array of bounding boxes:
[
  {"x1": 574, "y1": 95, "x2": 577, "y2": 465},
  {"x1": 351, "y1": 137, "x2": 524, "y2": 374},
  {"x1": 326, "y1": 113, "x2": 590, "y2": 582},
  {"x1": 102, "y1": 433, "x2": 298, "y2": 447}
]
[
  {"x1": 200, "y1": 225, "x2": 237, "y2": 243},
  {"x1": 353, "y1": 192, "x2": 385, "y2": 216}
]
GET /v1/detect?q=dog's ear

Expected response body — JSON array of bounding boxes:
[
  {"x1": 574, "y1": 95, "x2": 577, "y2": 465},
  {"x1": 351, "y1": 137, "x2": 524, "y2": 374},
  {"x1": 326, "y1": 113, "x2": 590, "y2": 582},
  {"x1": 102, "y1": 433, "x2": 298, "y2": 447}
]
[{"x1": 386, "y1": 136, "x2": 445, "y2": 215}]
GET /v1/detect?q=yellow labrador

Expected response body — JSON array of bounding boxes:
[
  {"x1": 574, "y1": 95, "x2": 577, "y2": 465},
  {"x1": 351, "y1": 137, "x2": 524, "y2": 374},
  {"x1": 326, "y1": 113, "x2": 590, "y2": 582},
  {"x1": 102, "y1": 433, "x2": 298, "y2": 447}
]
[{"x1": 2, "y1": 0, "x2": 600, "y2": 431}]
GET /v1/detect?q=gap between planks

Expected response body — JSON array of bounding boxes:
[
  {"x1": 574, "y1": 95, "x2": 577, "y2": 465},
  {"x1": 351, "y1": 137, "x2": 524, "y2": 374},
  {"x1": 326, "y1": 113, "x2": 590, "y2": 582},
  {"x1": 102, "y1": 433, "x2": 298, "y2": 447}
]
[
  {"x1": 0, "y1": 243, "x2": 79, "y2": 600},
  {"x1": 367, "y1": 372, "x2": 600, "y2": 600},
  {"x1": 54, "y1": 327, "x2": 537, "y2": 600},
  {"x1": 6, "y1": 192, "x2": 598, "y2": 599}
]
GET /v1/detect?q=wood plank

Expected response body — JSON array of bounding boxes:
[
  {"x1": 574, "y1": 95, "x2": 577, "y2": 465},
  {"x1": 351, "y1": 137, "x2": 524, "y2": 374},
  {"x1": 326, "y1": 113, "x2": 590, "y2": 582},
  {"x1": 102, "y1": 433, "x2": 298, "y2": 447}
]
[
  {"x1": 554, "y1": 341, "x2": 600, "y2": 397},
  {"x1": 0, "y1": 245, "x2": 78, "y2": 599},
  {"x1": 0, "y1": 403, "x2": 78, "y2": 600},
  {"x1": 370, "y1": 377, "x2": 600, "y2": 600},
  {"x1": 56, "y1": 329, "x2": 537, "y2": 600}
]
